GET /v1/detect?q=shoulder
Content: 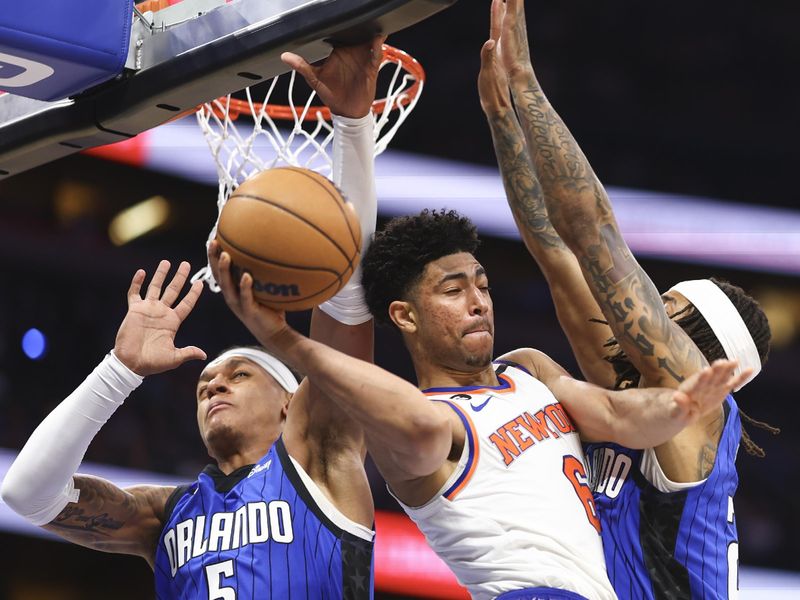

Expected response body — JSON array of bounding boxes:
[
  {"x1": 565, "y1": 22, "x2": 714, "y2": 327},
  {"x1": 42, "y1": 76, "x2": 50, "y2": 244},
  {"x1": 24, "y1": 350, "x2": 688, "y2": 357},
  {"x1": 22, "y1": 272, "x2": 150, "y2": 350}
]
[{"x1": 497, "y1": 348, "x2": 571, "y2": 384}]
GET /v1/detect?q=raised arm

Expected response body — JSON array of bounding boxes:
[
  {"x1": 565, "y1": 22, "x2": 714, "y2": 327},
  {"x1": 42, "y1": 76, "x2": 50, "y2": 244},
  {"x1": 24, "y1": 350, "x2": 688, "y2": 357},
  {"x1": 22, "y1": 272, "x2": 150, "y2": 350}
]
[
  {"x1": 0, "y1": 262, "x2": 205, "y2": 566},
  {"x1": 499, "y1": 0, "x2": 706, "y2": 388},
  {"x1": 507, "y1": 349, "x2": 749, "y2": 448},
  {"x1": 206, "y1": 39, "x2": 385, "y2": 525},
  {"x1": 478, "y1": 0, "x2": 616, "y2": 387},
  {"x1": 282, "y1": 37, "x2": 384, "y2": 458}
]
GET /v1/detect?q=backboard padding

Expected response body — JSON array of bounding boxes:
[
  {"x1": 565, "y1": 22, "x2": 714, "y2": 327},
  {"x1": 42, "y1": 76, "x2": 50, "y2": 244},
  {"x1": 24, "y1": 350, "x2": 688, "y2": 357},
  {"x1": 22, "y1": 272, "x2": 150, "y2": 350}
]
[{"x1": 0, "y1": 0, "x2": 457, "y2": 179}]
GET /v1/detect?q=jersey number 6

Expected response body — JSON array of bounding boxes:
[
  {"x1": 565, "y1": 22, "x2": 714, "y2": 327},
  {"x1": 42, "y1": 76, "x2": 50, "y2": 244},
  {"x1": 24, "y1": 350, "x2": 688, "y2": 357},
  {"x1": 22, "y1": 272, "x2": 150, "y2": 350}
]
[{"x1": 562, "y1": 455, "x2": 601, "y2": 534}]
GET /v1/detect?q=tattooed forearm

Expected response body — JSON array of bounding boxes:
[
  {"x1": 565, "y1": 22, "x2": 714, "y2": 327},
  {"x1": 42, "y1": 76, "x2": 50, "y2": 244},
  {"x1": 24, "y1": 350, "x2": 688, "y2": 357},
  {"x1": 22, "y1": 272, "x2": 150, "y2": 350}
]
[
  {"x1": 487, "y1": 110, "x2": 566, "y2": 251},
  {"x1": 515, "y1": 82, "x2": 595, "y2": 196},
  {"x1": 578, "y1": 225, "x2": 705, "y2": 384},
  {"x1": 507, "y1": 69, "x2": 709, "y2": 386},
  {"x1": 48, "y1": 476, "x2": 135, "y2": 538},
  {"x1": 42, "y1": 476, "x2": 173, "y2": 561},
  {"x1": 50, "y1": 506, "x2": 124, "y2": 535}
]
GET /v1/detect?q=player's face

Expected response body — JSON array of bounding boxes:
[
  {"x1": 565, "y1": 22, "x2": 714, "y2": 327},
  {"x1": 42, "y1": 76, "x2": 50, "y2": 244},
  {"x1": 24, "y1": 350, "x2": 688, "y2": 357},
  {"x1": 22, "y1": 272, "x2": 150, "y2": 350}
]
[
  {"x1": 195, "y1": 357, "x2": 290, "y2": 452},
  {"x1": 662, "y1": 290, "x2": 691, "y2": 318},
  {"x1": 412, "y1": 252, "x2": 495, "y2": 369}
]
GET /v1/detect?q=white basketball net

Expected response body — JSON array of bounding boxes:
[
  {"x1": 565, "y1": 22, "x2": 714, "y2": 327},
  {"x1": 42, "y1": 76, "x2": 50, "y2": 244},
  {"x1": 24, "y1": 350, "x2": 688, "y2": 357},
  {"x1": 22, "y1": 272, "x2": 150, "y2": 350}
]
[{"x1": 192, "y1": 45, "x2": 424, "y2": 290}]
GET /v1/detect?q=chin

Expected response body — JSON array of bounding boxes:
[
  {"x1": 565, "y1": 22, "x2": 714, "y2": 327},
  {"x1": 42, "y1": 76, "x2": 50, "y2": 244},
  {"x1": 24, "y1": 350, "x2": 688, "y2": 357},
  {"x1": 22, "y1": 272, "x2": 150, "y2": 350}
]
[
  {"x1": 465, "y1": 351, "x2": 493, "y2": 368},
  {"x1": 204, "y1": 423, "x2": 243, "y2": 457}
]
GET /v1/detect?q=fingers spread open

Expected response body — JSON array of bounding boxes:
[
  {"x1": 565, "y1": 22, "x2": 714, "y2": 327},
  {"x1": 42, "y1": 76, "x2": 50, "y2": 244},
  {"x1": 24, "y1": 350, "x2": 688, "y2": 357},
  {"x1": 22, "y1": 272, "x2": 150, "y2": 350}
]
[
  {"x1": 146, "y1": 260, "x2": 171, "y2": 300},
  {"x1": 162, "y1": 261, "x2": 191, "y2": 306},
  {"x1": 174, "y1": 280, "x2": 204, "y2": 322},
  {"x1": 127, "y1": 269, "x2": 146, "y2": 304},
  {"x1": 175, "y1": 344, "x2": 207, "y2": 365}
]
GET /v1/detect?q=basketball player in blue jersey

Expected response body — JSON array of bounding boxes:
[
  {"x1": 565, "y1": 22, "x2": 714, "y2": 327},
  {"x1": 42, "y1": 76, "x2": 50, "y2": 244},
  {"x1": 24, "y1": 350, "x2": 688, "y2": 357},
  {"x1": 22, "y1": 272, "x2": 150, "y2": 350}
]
[
  {"x1": 478, "y1": 1, "x2": 774, "y2": 598},
  {"x1": 210, "y1": 161, "x2": 750, "y2": 598},
  {"x1": 1, "y1": 37, "x2": 386, "y2": 599}
]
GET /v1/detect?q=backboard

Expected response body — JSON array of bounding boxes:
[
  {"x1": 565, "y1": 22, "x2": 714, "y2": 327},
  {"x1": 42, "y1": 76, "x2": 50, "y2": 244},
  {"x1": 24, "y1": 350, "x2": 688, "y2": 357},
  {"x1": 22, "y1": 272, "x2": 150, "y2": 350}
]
[{"x1": 0, "y1": 0, "x2": 457, "y2": 180}]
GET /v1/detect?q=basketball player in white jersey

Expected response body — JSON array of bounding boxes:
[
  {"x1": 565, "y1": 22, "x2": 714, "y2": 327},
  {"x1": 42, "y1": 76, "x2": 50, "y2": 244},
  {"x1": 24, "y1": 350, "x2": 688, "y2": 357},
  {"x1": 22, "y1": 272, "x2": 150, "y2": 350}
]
[{"x1": 211, "y1": 211, "x2": 750, "y2": 598}]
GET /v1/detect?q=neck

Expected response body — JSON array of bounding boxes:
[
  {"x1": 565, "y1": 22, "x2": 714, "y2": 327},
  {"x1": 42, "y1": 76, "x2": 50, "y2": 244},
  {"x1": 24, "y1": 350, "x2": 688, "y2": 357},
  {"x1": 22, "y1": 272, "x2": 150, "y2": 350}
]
[
  {"x1": 215, "y1": 449, "x2": 269, "y2": 475},
  {"x1": 208, "y1": 429, "x2": 279, "y2": 475},
  {"x1": 413, "y1": 357, "x2": 499, "y2": 391}
]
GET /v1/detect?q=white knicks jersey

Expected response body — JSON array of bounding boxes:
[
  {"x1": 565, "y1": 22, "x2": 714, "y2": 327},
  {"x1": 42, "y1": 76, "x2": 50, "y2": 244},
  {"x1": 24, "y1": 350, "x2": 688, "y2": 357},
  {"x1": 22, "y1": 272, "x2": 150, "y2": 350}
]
[{"x1": 395, "y1": 361, "x2": 617, "y2": 600}]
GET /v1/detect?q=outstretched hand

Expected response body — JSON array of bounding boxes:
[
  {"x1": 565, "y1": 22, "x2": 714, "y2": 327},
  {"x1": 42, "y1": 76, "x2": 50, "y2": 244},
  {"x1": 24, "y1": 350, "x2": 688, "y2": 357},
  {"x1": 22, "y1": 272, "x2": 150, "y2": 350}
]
[
  {"x1": 281, "y1": 35, "x2": 386, "y2": 119},
  {"x1": 114, "y1": 260, "x2": 206, "y2": 376},
  {"x1": 208, "y1": 240, "x2": 290, "y2": 349},
  {"x1": 673, "y1": 359, "x2": 752, "y2": 423},
  {"x1": 478, "y1": 0, "x2": 512, "y2": 116}
]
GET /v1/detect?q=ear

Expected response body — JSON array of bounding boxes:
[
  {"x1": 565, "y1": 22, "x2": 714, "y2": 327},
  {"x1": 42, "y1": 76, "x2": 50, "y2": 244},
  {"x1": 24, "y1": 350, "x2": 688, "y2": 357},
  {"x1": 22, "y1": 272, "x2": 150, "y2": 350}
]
[
  {"x1": 388, "y1": 300, "x2": 418, "y2": 334},
  {"x1": 281, "y1": 392, "x2": 292, "y2": 420}
]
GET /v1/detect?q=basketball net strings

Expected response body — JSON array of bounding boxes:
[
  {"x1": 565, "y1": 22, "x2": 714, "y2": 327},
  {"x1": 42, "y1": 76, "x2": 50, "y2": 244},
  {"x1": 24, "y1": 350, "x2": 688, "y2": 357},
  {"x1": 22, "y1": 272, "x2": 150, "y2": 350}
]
[{"x1": 191, "y1": 60, "x2": 424, "y2": 291}]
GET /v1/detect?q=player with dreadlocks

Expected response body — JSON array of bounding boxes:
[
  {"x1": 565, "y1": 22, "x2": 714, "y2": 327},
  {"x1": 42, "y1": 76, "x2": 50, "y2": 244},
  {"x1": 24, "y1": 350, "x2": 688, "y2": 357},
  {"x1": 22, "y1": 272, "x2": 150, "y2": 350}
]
[{"x1": 478, "y1": 0, "x2": 777, "y2": 598}]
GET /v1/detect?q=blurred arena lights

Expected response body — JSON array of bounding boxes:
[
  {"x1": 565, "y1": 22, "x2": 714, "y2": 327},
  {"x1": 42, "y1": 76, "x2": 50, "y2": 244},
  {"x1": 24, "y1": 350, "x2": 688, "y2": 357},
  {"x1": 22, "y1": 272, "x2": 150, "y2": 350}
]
[
  {"x1": 88, "y1": 119, "x2": 800, "y2": 276},
  {"x1": 20, "y1": 328, "x2": 47, "y2": 360},
  {"x1": 108, "y1": 195, "x2": 170, "y2": 246}
]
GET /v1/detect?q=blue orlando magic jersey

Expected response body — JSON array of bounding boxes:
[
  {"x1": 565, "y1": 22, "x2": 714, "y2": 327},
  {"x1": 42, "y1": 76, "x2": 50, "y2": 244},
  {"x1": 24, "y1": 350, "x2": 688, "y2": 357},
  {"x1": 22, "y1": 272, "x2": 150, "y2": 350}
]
[
  {"x1": 584, "y1": 396, "x2": 741, "y2": 600},
  {"x1": 154, "y1": 437, "x2": 374, "y2": 600}
]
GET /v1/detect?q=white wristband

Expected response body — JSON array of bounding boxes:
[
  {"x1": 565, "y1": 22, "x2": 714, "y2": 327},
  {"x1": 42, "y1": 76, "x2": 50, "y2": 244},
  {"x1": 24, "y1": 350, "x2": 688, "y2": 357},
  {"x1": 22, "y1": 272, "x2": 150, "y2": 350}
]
[{"x1": 0, "y1": 352, "x2": 142, "y2": 525}]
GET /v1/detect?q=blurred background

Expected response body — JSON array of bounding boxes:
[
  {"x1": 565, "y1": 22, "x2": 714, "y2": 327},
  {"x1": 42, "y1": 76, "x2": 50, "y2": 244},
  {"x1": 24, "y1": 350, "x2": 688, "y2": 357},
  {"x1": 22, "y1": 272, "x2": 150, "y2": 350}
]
[{"x1": 1, "y1": 0, "x2": 799, "y2": 598}]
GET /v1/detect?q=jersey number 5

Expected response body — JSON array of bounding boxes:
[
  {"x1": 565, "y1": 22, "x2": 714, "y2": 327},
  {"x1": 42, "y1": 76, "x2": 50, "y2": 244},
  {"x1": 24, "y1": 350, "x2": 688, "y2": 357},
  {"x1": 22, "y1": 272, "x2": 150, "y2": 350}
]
[
  {"x1": 206, "y1": 560, "x2": 236, "y2": 600},
  {"x1": 563, "y1": 455, "x2": 601, "y2": 534}
]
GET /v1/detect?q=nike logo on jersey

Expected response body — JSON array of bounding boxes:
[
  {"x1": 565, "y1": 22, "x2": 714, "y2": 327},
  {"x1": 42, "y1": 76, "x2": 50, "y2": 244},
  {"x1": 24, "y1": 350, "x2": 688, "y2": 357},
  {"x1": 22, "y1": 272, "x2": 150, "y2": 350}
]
[{"x1": 470, "y1": 397, "x2": 493, "y2": 412}]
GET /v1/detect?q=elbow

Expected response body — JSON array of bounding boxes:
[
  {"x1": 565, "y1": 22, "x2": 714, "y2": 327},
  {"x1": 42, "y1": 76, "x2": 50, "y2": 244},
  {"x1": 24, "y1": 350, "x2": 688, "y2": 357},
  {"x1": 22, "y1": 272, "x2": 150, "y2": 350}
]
[{"x1": 0, "y1": 470, "x2": 26, "y2": 516}]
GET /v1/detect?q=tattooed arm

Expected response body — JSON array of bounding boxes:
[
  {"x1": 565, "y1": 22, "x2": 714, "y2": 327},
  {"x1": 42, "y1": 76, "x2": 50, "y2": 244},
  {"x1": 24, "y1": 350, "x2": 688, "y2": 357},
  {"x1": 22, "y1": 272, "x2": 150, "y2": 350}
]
[
  {"x1": 496, "y1": 0, "x2": 720, "y2": 481},
  {"x1": 499, "y1": 0, "x2": 707, "y2": 388},
  {"x1": 1, "y1": 262, "x2": 204, "y2": 560},
  {"x1": 478, "y1": 5, "x2": 616, "y2": 386},
  {"x1": 43, "y1": 477, "x2": 174, "y2": 567}
]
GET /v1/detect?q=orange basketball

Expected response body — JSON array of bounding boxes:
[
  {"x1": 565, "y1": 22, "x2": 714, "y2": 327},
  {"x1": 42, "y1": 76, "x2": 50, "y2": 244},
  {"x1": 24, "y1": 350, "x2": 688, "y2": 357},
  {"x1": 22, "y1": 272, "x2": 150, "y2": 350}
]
[{"x1": 216, "y1": 166, "x2": 361, "y2": 311}]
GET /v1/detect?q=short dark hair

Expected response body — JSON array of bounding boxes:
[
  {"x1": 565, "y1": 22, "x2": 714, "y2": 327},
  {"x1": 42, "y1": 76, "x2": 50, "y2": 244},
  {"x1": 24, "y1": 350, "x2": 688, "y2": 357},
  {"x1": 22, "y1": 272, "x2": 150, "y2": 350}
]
[
  {"x1": 602, "y1": 277, "x2": 776, "y2": 456},
  {"x1": 361, "y1": 209, "x2": 480, "y2": 326}
]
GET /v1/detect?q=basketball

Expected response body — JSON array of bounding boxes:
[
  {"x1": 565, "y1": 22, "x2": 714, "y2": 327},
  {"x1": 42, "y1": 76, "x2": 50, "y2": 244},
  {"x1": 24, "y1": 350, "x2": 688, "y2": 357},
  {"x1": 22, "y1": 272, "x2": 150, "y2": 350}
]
[{"x1": 215, "y1": 166, "x2": 362, "y2": 311}]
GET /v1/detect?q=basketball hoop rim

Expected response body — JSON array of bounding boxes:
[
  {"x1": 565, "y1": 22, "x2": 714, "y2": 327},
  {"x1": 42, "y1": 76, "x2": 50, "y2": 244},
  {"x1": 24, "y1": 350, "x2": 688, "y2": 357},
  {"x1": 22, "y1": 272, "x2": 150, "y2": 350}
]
[{"x1": 200, "y1": 44, "x2": 425, "y2": 122}]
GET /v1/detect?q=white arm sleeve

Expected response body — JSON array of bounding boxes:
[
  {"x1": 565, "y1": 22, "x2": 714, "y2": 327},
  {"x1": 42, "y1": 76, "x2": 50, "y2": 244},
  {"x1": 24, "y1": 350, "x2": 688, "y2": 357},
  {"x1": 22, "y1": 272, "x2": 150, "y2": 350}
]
[
  {"x1": 0, "y1": 352, "x2": 143, "y2": 525},
  {"x1": 318, "y1": 113, "x2": 377, "y2": 325}
]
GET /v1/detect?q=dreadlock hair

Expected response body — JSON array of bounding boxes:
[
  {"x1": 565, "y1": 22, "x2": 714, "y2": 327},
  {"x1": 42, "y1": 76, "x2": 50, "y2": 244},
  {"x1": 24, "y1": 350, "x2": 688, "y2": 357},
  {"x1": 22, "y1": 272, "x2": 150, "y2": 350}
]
[
  {"x1": 600, "y1": 277, "x2": 778, "y2": 456},
  {"x1": 361, "y1": 209, "x2": 480, "y2": 327}
]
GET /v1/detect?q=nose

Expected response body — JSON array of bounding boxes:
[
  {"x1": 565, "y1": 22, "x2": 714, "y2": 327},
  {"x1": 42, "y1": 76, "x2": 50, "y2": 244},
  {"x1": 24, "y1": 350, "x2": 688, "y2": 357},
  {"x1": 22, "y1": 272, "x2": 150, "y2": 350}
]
[
  {"x1": 469, "y1": 285, "x2": 490, "y2": 316},
  {"x1": 207, "y1": 374, "x2": 229, "y2": 397}
]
